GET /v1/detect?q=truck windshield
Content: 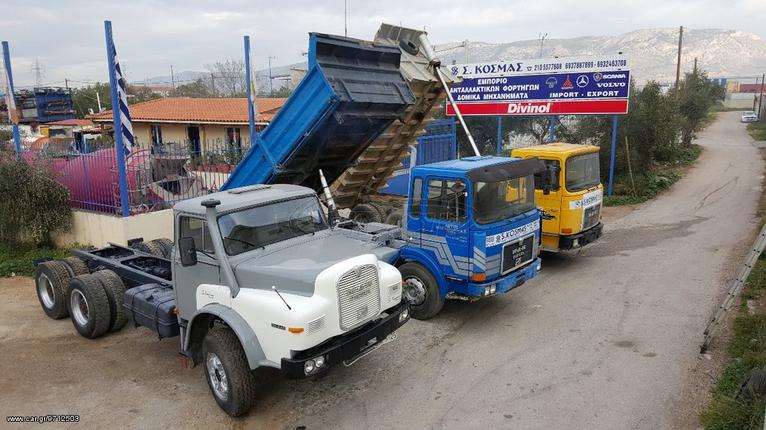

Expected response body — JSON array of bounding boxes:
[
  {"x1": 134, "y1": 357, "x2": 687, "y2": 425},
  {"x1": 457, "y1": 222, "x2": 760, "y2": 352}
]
[
  {"x1": 473, "y1": 175, "x2": 536, "y2": 225},
  {"x1": 566, "y1": 152, "x2": 600, "y2": 192},
  {"x1": 217, "y1": 196, "x2": 328, "y2": 255}
]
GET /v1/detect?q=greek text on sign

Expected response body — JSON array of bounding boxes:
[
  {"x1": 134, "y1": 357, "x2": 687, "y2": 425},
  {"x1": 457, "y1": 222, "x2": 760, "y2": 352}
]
[
  {"x1": 569, "y1": 190, "x2": 603, "y2": 210},
  {"x1": 486, "y1": 219, "x2": 540, "y2": 248},
  {"x1": 447, "y1": 54, "x2": 630, "y2": 116}
]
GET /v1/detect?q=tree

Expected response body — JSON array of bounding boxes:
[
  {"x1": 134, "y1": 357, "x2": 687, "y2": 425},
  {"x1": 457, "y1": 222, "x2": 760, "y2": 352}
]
[
  {"x1": 206, "y1": 59, "x2": 246, "y2": 97},
  {"x1": 172, "y1": 79, "x2": 213, "y2": 98},
  {"x1": 676, "y1": 68, "x2": 724, "y2": 145},
  {"x1": 126, "y1": 85, "x2": 162, "y2": 104},
  {"x1": 71, "y1": 83, "x2": 111, "y2": 117}
]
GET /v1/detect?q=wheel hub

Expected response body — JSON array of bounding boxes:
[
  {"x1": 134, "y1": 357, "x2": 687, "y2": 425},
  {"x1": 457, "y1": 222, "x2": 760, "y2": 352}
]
[
  {"x1": 206, "y1": 353, "x2": 229, "y2": 401},
  {"x1": 37, "y1": 274, "x2": 55, "y2": 309},
  {"x1": 403, "y1": 276, "x2": 427, "y2": 306},
  {"x1": 70, "y1": 289, "x2": 89, "y2": 327}
]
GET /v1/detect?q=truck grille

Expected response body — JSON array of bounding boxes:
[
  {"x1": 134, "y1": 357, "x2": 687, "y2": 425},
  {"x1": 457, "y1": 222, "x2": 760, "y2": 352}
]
[
  {"x1": 502, "y1": 235, "x2": 535, "y2": 274},
  {"x1": 583, "y1": 204, "x2": 601, "y2": 231},
  {"x1": 337, "y1": 264, "x2": 380, "y2": 331}
]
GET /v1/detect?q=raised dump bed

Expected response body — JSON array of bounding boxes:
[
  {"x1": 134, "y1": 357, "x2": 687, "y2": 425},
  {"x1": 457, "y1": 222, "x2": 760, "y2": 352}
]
[
  {"x1": 222, "y1": 32, "x2": 415, "y2": 192},
  {"x1": 330, "y1": 24, "x2": 458, "y2": 209}
]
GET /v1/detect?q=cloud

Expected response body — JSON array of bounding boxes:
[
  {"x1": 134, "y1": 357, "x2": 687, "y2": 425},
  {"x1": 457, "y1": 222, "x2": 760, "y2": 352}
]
[{"x1": 2, "y1": 0, "x2": 764, "y2": 87}]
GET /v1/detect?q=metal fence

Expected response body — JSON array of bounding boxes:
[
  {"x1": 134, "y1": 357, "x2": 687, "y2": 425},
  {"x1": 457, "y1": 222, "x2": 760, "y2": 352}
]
[{"x1": 26, "y1": 139, "x2": 252, "y2": 216}]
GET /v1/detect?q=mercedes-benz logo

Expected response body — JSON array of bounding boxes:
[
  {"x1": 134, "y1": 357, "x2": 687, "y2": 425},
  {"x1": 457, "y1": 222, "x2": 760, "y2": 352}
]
[{"x1": 576, "y1": 75, "x2": 589, "y2": 88}]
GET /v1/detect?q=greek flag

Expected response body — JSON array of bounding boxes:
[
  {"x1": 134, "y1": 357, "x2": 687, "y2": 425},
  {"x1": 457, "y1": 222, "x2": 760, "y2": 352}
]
[{"x1": 111, "y1": 42, "x2": 134, "y2": 153}]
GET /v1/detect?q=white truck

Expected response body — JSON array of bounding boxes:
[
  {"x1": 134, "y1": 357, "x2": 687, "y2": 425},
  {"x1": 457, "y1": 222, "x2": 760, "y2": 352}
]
[{"x1": 34, "y1": 184, "x2": 409, "y2": 416}]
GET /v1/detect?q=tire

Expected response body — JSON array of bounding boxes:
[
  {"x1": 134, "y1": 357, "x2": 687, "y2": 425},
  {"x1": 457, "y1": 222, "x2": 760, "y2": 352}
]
[
  {"x1": 62, "y1": 256, "x2": 89, "y2": 276},
  {"x1": 92, "y1": 269, "x2": 128, "y2": 332},
  {"x1": 384, "y1": 210, "x2": 403, "y2": 226},
  {"x1": 398, "y1": 262, "x2": 444, "y2": 320},
  {"x1": 150, "y1": 238, "x2": 174, "y2": 259},
  {"x1": 67, "y1": 274, "x2": 112, "y2": 339},
  {"x1": 131, "y1": 240, "x2": 165, "y2": 257},
  {"x1": 34, "y1": 260, "x2": 72, "y2": 319},
  {"x1": 349, "y1": 203, "x2": 382, "y2": 223},
  {"x1": 368, "y1": 202, "x2": 390, "y2": 219},
  {"x1": 202, "y1": 327, "x2": 256, "y2": 417}
]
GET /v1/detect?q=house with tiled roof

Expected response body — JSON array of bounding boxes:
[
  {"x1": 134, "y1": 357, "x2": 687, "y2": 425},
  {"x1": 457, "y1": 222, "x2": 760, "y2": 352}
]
[{"x1": 89, "y1": 97, "x2": 287, "y2": 153}]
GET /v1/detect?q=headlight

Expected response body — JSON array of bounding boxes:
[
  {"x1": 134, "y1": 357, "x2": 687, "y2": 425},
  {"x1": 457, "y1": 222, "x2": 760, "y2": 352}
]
[
  {"x1": 304, "y1": 360, "x2": 315, "y2": 374},
  {"x1": 315, "y1": 356, "x2": 325, "y2": 368},
  {"x1": 399, "y1": 307, "x2": 410, "y2": 322}
]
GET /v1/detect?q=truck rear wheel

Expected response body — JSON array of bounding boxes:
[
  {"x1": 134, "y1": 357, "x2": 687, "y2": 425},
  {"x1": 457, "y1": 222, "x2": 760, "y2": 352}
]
[
  {"x1": 67, "y1": 274, "x2": 112, "y2": 339},
  {"x1": 384, "y1": 210, "x2": 403, "y2": 226},
  {"x1": 399, "y1": 262, "x2": 444, "y2": 320},
  {"x1": 34, "y1": 260, "x2": 72, "y2": 319},
  {"x1": 130, "y1": 240, "x2": 165, "y2": 257},
  {"x1": 349, "y1": 203, "x2": 382, "y2": 223},
  {"x1": 202, "y1": 327, "x2": 256, "y2": 417},
  {"x1": 92, "y1": 270, "x2": 128, "y2": 332},
  {"x1": 62, "y1": 256, "x2": 89, "y2": 276},
  {"x1": 150, "y1": 238, "x2": 174, "y2": 259}
]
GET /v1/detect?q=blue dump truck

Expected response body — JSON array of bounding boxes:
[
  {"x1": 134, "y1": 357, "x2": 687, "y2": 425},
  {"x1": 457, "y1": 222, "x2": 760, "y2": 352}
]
[{"x1": 222, "y1": 25, "x2": 544, "y2": 319}]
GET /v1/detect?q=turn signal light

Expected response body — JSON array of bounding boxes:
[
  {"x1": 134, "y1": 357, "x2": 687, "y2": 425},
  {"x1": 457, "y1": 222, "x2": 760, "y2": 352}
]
[
  {"x1": 471, "y1": 273, "x2": 486, "y2": 282},
  {"x1": 288, "y1": 327, "x2": 304, "y2": 334},
  {"x1": 561, "y1": 228, "x2": 572, "y2": 234}
]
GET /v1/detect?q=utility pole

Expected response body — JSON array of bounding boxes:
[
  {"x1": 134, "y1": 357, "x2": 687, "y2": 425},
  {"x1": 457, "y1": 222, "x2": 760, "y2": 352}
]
[
  {"x1": 674, "y1": 25, "x2": 683, "y2": 94},
  {"x1": 170, "y1": 65, "x2": 175, "y2": 88},
  {"x1": 64, "y1": 78, "x2": 69, "y2": 89},
  {"x1": 538, "y1": 33, "x2": 548, "y2": 58},
  {"x1": 210, "y1": 72, "x2": 216, "y2": 96},
  {"x1": 96, "y1": 90, "x2": 102, "y2": 112},
  {"x1": 693, "y1": 57, "x2": 698, "y2": 73},
  {"x1": 32, "y1": 58, "x2": 44, "y2": 87},
  {"x1": 463, "y1": 39, "x2": 469, "y2": 63},
  {"x1": 759, "y1": 73, "x2": 765, "y2": 119},
  {"x1": 344, "y1": 0, "x2": 348, "y2": 37},
  {"x1": 268, "y1": 55, "x2": 275, "y2": 94}
]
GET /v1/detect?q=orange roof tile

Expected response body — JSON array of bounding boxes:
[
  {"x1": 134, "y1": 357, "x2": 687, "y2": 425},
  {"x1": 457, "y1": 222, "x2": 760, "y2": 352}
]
[
  {"x1": 45, "y1": 119, "x2": 95, "y2": 127},
  {"x1": 89, "y1": 97, "x2": 287, "y2": 124}
]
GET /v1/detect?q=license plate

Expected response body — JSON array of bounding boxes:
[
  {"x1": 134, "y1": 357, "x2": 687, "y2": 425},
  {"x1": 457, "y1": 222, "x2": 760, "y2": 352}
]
[{"x1": 502, "y1": 235, "x2": 534, "y2": 273}]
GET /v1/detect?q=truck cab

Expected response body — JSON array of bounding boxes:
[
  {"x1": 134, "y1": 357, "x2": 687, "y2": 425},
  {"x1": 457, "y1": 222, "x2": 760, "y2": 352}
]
[
  {"x1": 397, "y1": 156, "x2": 544, "y2": 319},
  {"x1": 511, "y1": 143, "x2": 603, "y2": 252}
]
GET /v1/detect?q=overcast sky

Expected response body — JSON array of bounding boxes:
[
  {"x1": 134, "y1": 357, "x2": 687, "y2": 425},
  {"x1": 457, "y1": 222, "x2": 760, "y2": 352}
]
[{"x1": 2, "y1": 0, "x2": 764, "y2": 88}]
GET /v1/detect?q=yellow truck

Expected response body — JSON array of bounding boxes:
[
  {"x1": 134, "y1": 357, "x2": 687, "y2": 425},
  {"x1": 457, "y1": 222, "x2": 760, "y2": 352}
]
[{"x1": 511, "y1": 143, "x2": 603, "y2": 252}]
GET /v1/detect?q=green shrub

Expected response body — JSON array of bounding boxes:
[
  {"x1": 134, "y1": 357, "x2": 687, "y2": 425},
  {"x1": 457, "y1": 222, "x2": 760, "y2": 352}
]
[
  {"x1": 0, "y1": 243, "x2": 72, "y2": 277},
  {"x1": 0, "y1": 152, "x2": 71, "y2": 245}
]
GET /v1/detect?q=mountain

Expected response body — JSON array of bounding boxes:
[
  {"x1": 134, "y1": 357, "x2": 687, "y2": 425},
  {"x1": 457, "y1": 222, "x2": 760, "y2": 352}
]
[
  {"x1": 435, "y1": 28, "x2": 766, "y2": 83},
  {"x1": 137, "y1": 64, "x2": 301, "y2": 93}
]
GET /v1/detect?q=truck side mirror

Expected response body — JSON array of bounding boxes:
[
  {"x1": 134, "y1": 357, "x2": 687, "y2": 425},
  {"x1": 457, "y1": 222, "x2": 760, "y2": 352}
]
[{"x1": 178, "y1": 237, "x2": 198, "y2": 267}]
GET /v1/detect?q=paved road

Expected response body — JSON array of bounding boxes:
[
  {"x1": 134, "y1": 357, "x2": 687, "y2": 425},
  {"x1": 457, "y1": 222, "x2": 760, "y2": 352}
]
[{"x1": 0, "y1": 112, "x2": 761, "y2": 429}]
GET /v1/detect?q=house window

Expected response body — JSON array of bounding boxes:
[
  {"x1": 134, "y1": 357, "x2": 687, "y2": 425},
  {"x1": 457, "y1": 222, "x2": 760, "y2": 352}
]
[
  {"x1": 427, "y1": 179, "x2": 467, "y2": 223},
  {"x1": 151, "y1": 125, "x2": 163, "y2": 145},
  {"x1": 226, "y1": 127, "x2": 241, "y2": 147}
]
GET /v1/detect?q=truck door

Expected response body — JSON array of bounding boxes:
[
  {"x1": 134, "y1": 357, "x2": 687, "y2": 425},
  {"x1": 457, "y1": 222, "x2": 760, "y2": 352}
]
[
  {"x1": 422, "y1": 178, "x2": 471, "y2": 279},
  {"x1": 173, "y1": 215, "x2": 221, "y2": 320},
  {"x1": 405, "y1": 177, "x2": 424, "y2": 246},
  {"x1": 535, "y1": 159, "x2": 562, "y2": 248}
]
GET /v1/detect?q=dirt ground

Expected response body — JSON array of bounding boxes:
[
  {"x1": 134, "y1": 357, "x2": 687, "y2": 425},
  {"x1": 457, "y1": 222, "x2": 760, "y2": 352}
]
[{"x1": 0, "y1": 112, "x2": 761, "y2": 429}]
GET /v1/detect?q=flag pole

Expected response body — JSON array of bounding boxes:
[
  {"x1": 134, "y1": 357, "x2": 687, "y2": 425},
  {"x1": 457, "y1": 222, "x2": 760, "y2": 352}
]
[
  {"x1": 104, "y1": 20, "x2": 131, "y2": 217},
  {"x1": 2, "y1": 41, "x2": 21, "y2": 158},
  {"x1": 244, "y1": 35, "x2": 257, "y2": 146}
]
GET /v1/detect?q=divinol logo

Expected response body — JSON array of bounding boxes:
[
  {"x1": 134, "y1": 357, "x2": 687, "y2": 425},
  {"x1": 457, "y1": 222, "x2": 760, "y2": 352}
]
[{"x1": 507, "y1": 102, "x2": 552, "y2": 114}]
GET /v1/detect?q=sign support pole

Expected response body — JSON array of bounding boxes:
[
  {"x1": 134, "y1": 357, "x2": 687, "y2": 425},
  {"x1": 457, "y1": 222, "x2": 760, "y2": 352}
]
[
  {"x1": 2, "y1": 41, "x2": 21, "y2": 158},
  {"x1": 244, "y1": 35, "x2": 257, "y2": 146},
  {"x1": 496, "y1": 116, "x2": 502, "y2": 155},
  {"x1": 549, "y1": 115, "x2": 556, "y2": 143},
  {"x1": 607, "y1": 114, "x2": 618, "y2": 196},
  {"x1": 104, "y1": 20, "x2": 131, "y2": 217}
]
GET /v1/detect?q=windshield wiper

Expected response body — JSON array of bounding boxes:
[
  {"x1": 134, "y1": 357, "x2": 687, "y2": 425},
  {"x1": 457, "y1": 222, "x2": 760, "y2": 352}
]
[{"x1": 225, "y1": 236, "x2": 262, "y2": 250}]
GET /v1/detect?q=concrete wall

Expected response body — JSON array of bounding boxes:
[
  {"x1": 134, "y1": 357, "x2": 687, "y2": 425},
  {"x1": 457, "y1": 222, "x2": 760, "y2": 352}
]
[{"x1": 53, "y1": 209, "x2": 174, "y2": 248}]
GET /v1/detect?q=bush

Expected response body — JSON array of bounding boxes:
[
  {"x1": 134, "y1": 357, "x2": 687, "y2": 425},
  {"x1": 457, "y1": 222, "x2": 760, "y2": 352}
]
[
  {"x1": 0, "y1": 243, "x2": 72, "y2": 277},
  {"x1": 0, "y1": 152, "x2": 71, "y2": 245}
]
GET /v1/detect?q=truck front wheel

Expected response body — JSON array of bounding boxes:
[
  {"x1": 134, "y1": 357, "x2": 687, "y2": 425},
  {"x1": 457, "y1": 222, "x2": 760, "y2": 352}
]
[
  {"x1": 399, "y1": 262, "x2": 444, "y2": 320},
  {"x1": 202, "y1": 327, "x2": 256, "y2": 417}
]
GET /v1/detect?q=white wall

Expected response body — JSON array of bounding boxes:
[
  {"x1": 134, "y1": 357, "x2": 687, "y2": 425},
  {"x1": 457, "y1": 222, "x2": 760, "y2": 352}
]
[{"x1": 53, "y1": 209, "x2": 174, "y2": 248}]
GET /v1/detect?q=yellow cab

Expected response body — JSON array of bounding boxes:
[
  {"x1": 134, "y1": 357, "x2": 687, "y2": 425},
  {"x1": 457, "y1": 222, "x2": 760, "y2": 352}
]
[{"x1": 511, "y1": 143, "x2": 603, "y2": 252}]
